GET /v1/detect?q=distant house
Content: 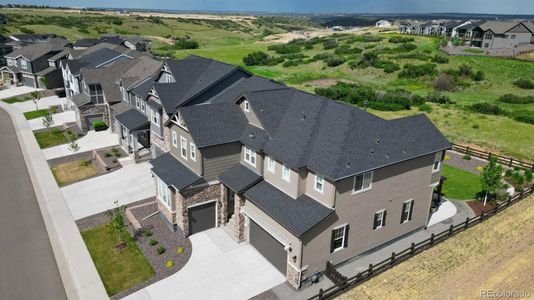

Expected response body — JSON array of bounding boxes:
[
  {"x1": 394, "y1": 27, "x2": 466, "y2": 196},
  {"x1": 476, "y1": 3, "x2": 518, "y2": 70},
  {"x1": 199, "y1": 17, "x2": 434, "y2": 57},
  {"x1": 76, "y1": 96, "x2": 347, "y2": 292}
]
[
  {"x1": 451, "y1": 21, "x2": 480, "y2": 38},
  {"x1": 0, "y1": 37, "x2": 70, "y2": 88},
  {"x1": 398, "y1": 21, "x2": 422, "y2": 35},
  {"x1": 123, "y1": 36, "x2": 152, "y2": 52},
  {"x1": 376, "y1": 20, "x2": 392, "y2": 28},
  {"x1": 332, "y1": 26, "x2": 344, "y2": 32},
  {"x1": 0, "y1": 14, "x2": 7, "y2": 25},
  {"x1": 470, "y1": 21, "x2": 534, "y2": 49},
  {"x1": 438, "y1": 20, "x2": 466, "y2": 37},
  {"x1": 73, "y1": 38, "x2": 101, "y2": 50}
]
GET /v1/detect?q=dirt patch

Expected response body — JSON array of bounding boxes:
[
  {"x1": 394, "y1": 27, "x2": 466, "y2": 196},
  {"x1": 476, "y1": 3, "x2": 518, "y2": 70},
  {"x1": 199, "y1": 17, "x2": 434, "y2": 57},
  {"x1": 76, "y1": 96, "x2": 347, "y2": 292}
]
[
  {"x1": 466, "y1": 200, "x2": 497, "y2": 216},
  {"x1": 337, "y1": 195, "x2": 534, "y2": 300},
  {"x1": 146, "y1": 35, "x2": 174, "y2": 45},
  {"x1": 256, "y1": 27, "x2": 369, "y2": 44}
]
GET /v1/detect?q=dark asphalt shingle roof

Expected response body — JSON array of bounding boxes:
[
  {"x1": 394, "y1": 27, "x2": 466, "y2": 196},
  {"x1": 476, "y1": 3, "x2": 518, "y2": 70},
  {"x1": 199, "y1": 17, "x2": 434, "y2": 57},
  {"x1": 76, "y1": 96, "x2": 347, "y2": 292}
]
[
  {"x1": 74, "y1": 38, "x2": 101, "y2": 48},
  {"x1": 240, "y1": 124, "x2": 270, "y2": 151},
  {"x1": 147, "y1": 99, "x2": 162, "y2": 111},
  {"x1": 115, "y1": 108, "x2": 149, "y2": 131},
  {"x1": 178, "y1": 102, "x2": 248, "y2": 148},
  {"x1": 150, "y1": 153, "x2": 204, "y2": 191},
  {"x1": 66, "y1": 48, "x2": 125, "y2": 76},
  {"x1": 244, "y1": 181, "x2": 334, "y2": 237},
  {"x1": 218, "y1": 163, "x2": 262, "y2": 194},
  {"x1": 209, "y1": 76, "x2": 285, "y2": 104},
  {"x1": 131, "y1": 76, "x2": 156, "y2": 99},
  {"x1": 5, "y1": 37, "x2": 68, "y2": 61}
]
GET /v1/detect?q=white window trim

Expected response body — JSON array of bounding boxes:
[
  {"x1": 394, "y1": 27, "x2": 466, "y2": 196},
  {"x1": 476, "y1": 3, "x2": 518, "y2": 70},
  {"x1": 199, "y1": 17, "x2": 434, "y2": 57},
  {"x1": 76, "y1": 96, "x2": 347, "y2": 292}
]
[
  {"x1": 267, "y1": 156, "x2": 275, "y2": 173},
  {"x1": 244, "y1": 100, "x2": 250, "y2": 112},
  {"x1": 244, "y1": 146, "x2": 256, "y2": 167},
  {"x1": 432, "y1": 152, "x2": 442, "y2": 173},
  {"x1": 282, "y1": 164, "x2": 291, "y2": 182},
  {"x1": 314, "y1": 174, "x2": 324, "y2": 194},
  {"x1": 401, "y1": 199, "x2": 414, "y2": 224},
  {"x1": 352, "y1": 171, "x2": 373, "y2": 195},
  {"x1": 374, "y1": 209, "x2": 386, "y2": 230},
  {"x1": 180, "y1": 136, "x2": 188, "y2": 160},
  {"x1": 332, "y1": 224, "x2": 347, "y2": 253},
  {"x1": 171, "y1": 131, "x2": 178, "y2": 147},
  {"x1": 157, "y1": 177, "x2": 171, "y2": 209},
  {"x1": 151, "y1": 109, "x2": 160, "y2": 127},
  {"x1": 190, "y1": 143, "x2": 196, "y2": 161},
  {"x1": 20, "y1": 60, "x2": 27, "y2": 69}
]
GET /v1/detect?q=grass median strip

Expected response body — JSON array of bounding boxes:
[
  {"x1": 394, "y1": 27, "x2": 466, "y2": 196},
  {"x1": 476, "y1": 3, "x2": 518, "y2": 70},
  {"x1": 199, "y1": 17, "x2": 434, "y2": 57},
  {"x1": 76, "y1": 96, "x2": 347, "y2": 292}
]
[
  {"x1": 23, "y1": 109, "x2": 49, "y2": 120},
  {"x1": 81, "y1": 223, "x2": 155, "y2": 296},
  {"x1": 34, "y1": 128, "x2": 68, "y2": 148}
]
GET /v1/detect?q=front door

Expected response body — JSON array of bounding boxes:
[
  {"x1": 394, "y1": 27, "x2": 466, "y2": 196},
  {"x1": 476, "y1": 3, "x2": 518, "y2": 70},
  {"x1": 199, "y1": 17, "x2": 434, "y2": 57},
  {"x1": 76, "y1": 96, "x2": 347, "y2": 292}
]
[
  {"x1": 188, "y1": 201, "x2": 216, "y2": 235},
  {"x1": 226, "y1": 189, "x2": 235, "y2": 222}
]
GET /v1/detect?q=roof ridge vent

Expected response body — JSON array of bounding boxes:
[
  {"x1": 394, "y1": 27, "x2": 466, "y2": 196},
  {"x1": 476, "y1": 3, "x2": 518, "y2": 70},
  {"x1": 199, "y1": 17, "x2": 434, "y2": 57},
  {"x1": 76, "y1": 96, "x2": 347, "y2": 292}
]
[
  {"x1": 370, "y1": 149, "x2": 374, "y2": 155},
  {"x1": 346, "y1": 161, "x2": 351, "y2": 168},
  {"x1": 301, "y1": 113, "x2": 306, "y2": 121},
  {"x1": 249, "y1": 133, "x2": 255, "y2": 139},
  {"x1": 376, "y1": 138, "x2": 380, "y2": 144}
]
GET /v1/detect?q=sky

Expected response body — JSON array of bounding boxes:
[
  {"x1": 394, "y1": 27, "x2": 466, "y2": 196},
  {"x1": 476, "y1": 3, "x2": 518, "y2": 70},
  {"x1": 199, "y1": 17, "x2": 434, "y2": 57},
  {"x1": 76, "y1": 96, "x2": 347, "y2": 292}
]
[{"x1": 3, "y1": 0, "x2": 534, "y2": 14}]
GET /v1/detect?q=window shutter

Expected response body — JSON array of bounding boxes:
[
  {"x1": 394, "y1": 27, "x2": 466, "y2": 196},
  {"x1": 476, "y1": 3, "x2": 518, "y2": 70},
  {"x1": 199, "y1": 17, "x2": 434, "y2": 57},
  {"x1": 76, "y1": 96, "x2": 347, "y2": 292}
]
[
  {"x1": 330, "y1": 230, "x2": 336, "y2": 253},
  {"x1": 401, "y1": 203, "x2": 408, "y2": 223},
  {"x1": 343, "y1": 225, "x2": 350, "y2": 248},
  {"x1": 383, "y1": 210, "x2": 387, "y2": 226},
  {"x1": 408, "y1": 201, "x2": 414, "y2": 221},
  {"x1": 373, "y1": 213, "x2": 379, "y2": 229}
]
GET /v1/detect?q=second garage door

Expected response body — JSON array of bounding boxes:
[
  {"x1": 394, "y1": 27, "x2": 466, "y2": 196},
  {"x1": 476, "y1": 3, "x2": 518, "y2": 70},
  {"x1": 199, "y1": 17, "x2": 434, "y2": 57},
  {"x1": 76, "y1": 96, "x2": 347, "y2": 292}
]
[
  {"x1": 188, "y1": 201, "x2": 216, "y2": 235},
  {"x1": 250, "y1": 220, "x2": 287, "y2": 275}
]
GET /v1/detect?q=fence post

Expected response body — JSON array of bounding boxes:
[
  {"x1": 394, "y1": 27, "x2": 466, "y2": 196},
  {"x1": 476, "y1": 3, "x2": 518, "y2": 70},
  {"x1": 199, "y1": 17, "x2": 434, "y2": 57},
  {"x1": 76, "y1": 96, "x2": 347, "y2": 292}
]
[
  {"x1": 507, "y1": 196, "x2": 512, "y2": 206},
  {"x1": 430, "y1": 233, "x2": 435, "y2": 245},
  {"x1": 448, "y1": 224, "x2": 454, "y2": 236},
  {"x1": 487, "y1": 152, "x2": 491, "y2": 160},
  {"x1": 368, "y1": 263, "x2": 373, "y2": 275},
  {"x1": 390, "y1": 252, "x2": 396, "y2": 265},
  {"x1": 410, "y1": 242, "x2": 415, "y2": 254},
  {"x1": 464, "y1": 217, "x2": 470, "y2": 229},
  {"x1": 520, "y1": 189, "x2": 524, "y2": 198},
  {"x1": 493, "y1": 203, "x2": 499, "y2": 214},
  {"x1": 509, "y1": 157, "x2": 513, "y2": 167},
  {"x1": 480, "y1": 212, "x2": 485, "y2": 222},
  {"x1": 318, "y1": 288, "x2": 324, "y2": 300}
]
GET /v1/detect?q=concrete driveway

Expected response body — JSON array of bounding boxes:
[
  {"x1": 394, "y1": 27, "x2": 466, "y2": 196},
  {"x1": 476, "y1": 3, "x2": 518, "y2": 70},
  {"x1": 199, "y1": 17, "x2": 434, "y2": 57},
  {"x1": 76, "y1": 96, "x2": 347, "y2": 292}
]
[
  {"x1": 0, "y1": 86, "x2": 42, "y2": 99},
  {"x1": 61, "y1": 161, "x2": 155, "y2": 220},
  {"x1": 125, "y1": 228, "x2": 286, "y2": 300},
  {"x1": 43, "y1": 129, "x2": 119, "y2": 160},
  {"x1": 11, "y1": 95, "x2": 66, "y2": 112}
]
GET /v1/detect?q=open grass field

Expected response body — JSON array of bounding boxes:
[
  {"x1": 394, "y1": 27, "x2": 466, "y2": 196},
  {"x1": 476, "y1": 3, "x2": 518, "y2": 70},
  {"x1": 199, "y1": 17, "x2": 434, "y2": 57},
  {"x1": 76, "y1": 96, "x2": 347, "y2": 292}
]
[
  {"x1": 441, "y1": 164, "x2": 481, "y2": 200},
  {"x1": 337, "y1": 195, "x2": 534, "y2": 300},
  {"x1": 81, "y1": 223, "x2": 155, "y2": 296},
  {"x1": 51, "y1": 159, "x2": 98, "y2": 187}
]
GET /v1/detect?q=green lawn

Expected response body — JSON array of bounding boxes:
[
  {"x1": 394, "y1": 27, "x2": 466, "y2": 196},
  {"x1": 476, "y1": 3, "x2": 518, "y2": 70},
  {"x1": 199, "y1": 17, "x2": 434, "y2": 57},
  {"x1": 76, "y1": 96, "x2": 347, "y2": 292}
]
[
  {"x1": 34, "y1": 129, "x2": 68, "y2": 148},
  {"x1": 81, "y1": 223, "x2": 154, "y2": 296},
  {"x1": 2, "y1": 97, "x2": 23, "y2": 104},
  {"x1": 23, "y1": 109, "x2": 49, "y2": 120},
  {"x1": 463, "y1": 48, "x2": 485, "y2": 54},
  {"x1": 441, "y1": 164, "x2": 482, "y2": 200}
]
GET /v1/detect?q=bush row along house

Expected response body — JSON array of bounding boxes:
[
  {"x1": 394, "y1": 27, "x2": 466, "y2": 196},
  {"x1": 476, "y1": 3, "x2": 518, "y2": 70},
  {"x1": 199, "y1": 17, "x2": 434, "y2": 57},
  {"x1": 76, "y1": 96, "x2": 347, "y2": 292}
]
[
  {"x1": 121, "y1": 55, "x2": 452, "y2": 288},
  {"x1": 398, "y1": 20, "x2": 534, "y2": 50}
]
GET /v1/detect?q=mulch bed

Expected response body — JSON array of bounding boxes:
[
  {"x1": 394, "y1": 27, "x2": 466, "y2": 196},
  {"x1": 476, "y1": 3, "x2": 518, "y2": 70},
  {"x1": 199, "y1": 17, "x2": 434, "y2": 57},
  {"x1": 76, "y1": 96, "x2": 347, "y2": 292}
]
[
  {"x1": 75, "y1": 197, "x2": 192, "y2": 299},
  {"x1": 95, "y1": 147, "x2": 127, "y2": 171},
  {"x1": 466, "y1": 200, "x2": 497, "y2": 216}
]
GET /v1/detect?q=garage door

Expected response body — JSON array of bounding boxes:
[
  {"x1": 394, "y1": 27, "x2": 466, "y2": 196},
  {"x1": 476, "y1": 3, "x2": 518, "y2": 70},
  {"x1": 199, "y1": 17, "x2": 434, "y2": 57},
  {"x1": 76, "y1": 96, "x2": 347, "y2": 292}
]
[
  {"x1": 188, "y1": 201, "x2": 216, "y2": 235},
  {"x1": 250, "y1": 220, "x2": 287, "y2": 274},
  {"x1": 22, "y1": 76, "x2": 35, "y2": 88}
]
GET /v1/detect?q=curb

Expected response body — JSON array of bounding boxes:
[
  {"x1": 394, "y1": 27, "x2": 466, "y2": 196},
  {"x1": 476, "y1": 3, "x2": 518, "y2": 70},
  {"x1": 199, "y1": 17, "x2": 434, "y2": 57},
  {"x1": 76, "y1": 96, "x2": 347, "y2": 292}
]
[{"x1": 0, "y1": 102, "x2": 108, "y2": 300}]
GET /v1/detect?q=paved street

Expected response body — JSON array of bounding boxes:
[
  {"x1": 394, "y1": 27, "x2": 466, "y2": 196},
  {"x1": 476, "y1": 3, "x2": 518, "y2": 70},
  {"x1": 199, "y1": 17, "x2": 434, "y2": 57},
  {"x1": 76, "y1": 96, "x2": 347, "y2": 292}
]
[{"x1": 0, "y1": 108, "x2": 66, "y2": 300}]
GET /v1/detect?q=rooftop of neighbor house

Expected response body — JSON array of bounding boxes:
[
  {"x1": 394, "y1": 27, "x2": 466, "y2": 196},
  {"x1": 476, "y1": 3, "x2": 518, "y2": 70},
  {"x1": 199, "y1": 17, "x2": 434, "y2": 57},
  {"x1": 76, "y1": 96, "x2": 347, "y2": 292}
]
[
  {"x1": 118, "y1": 55, "x2": 162, "y2": 90},
  {"x1": 5, "y1": 37, "x2": 70, "y2": 60},
  {"x1": 476, "y1": 20, "x2": 531, "y2": 34}
]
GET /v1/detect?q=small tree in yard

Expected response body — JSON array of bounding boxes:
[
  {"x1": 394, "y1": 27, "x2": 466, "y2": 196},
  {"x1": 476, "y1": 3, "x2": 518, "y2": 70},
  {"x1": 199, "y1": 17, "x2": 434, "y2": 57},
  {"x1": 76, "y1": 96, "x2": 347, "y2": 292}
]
[
  {"x1": 42, "y1": 113, "x2": 54, "y2": 134},
  {"x1": 106, "y1": 200, "x2": 128, "y2": 251},
  {"x1": 31, "y1": 91, "x2": 41, "y2": 111},
  {"x1": 480, "y1": 157, "x2": 503, "y2": 206},
  {"x1": 68, "y1": 140, "x2": 80, "y2": 153}
]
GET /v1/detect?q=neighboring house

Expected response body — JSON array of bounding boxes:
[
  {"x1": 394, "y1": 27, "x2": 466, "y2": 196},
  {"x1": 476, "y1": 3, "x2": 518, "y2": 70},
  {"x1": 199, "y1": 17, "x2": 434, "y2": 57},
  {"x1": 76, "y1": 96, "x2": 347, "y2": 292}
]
[
  {"x1": 146, "y1": 56, "x2": 450, "y2": 289},
  {"x1": 123, "y1": 36, "x2": 152, "y2": 52},
  {"x1": 73, "y1": 38, "x2": 101, "y2": 50},
  {"x1": 397, "y1": 21, "x2": 422, "y2": 34},
  {"x1": 437, "y1": 20, "x2": 465, "y2": 37},
  {"x1": 451, "y1": 21, "x2": 479, "y2": 38},
  {"x1": 376, "y1": 20, "x2": 392, "y2": 28},
  {"x1": 470, "y1": 21, "x2": 534, "y2": 49},
  {"x1": 0, "y1": 35, "x2": 13, "y2": 67},
  {"x1": 0, "y1": 37, "x2": 70, "y2": 88},
  {"x1": 419, "y1": 22, "x2": 439, "y2": 35}
]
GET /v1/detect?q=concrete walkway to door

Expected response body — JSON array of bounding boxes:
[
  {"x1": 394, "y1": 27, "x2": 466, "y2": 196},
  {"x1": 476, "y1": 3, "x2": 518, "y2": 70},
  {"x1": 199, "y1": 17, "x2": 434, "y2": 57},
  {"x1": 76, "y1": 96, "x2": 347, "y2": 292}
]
[{"x1": 124, "y1": 228, "x2": 286, "y2": 300}]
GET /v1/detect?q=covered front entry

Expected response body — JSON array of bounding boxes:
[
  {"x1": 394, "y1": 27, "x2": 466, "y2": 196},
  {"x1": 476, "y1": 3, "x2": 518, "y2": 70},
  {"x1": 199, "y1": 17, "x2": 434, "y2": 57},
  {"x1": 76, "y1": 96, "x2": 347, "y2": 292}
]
[
  {"x1": 188, "y1": 201, "x2": 216, "y2": 235},
  {"x1": 249, "y1": 220, "x2": 287, "y2": 274}
]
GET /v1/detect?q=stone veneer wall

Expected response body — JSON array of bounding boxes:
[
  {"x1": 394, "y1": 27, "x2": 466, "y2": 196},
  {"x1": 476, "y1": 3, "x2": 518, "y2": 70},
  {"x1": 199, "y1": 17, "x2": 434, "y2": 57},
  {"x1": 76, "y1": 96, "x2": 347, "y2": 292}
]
[
  {"x1": 234, "y1": 194, "x2": 246, "y2": 241},
  {"x1": 219, "y1": 185, "x2": 228, "y2": 226},
  {"x1": 79, "y1": 104, "x2": 108, "y2": 132},
  {"x1": 177, "y1": 183, "x2": 222, "y2": 237}
]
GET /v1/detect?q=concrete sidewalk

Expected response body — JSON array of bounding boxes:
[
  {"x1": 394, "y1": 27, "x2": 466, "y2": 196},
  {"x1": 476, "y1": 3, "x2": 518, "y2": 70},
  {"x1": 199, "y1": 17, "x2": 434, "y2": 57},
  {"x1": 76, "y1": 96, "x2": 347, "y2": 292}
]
[
  {"x1": 0, "y1": 102, "x2": 108, "y2": 300},
  {"x1": 0, "y1": 86, "x2": 42, "y2": 99},
  {"x1": 270, "y1": 200, "x2": 475, "y2": 300},
  {"x1": 62, "y1": 162, "x2": 155, "y2": 220},
  {"x1": 43, "y1": 129, "x2": 119, "y2": 160},
  {"x1": 28, "y1": 110, "x2": 76, "y2": 130},
  {"x1": 12, "y1": 95, "x2": 66, "y2": 113}
]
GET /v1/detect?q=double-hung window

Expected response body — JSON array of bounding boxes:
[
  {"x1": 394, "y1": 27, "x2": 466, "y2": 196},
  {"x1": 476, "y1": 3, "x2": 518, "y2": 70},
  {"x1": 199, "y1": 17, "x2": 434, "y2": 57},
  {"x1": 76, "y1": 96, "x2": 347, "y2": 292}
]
[
  {"x1": 171, "y1": 131, "x2": 177, "y2": 148},
  {"x1": 401, "y1": 200, "x2": 414, "y2": 224},
  {"x1": 190, "y1": 143, "x2": 196, "y2": 161},
  {"x1": 157, "y1": 177, "x2": 171, "y2": 208},
  {"x1": 20, "y1": 60, "x2": 27, "y2": 69},
  {"x1": 330, "y1": 224, "x2": 349, "y2": 253},
  {"x1": 433, "y1": 152, "x2": 442, "y2": 172},
  {"x1": 314, "y1": 175, "x2": 324, "y2": 193},
  {"x1": 135, "y1": 96, "x2": 141, "y2": 109},
  {"x1": 373, "y1": 210, "x2": 386, "y2": 230},
  {"x1": 151, "y1": 109, "x2": 160, "y2": 126},
  {"x1": 244, "y1": 147, "x2": 256, "y2": 167},
  {"x1": 282, "y1": 164, "x2": 291, "y2": 182},
  {"x1": 180, "y1": 137, "x2": 188, "y2": 159},
  {"x1": 244, "y1": 100, "x2": 250, "y2": 112},
  {"x1": 353, "y1": 171, "x2": 373, "y2": 193},
  {"x1": 267, "y1": 156, "x2": 275, "y2": 173}
]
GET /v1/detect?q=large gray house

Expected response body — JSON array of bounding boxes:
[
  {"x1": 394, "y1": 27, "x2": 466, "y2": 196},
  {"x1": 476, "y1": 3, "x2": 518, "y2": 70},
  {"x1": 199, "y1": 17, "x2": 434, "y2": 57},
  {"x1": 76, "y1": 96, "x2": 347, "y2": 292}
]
[
  {"x1": 139, "y1": 56, "x2": 450, "y2": 289},
  {"x1": 470, "y1": 21, "x2": 534, "y2": 49}
]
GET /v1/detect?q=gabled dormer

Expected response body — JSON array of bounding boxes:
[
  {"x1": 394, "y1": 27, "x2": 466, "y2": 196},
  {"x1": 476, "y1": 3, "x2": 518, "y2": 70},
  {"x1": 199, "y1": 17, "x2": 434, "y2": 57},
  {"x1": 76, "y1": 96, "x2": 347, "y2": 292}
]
[
  {"x1": 157, "y1": 62, "x2": 175, "y2": 83},
  {"x1": 237, "y1": 95, "x2": 264, "y2": 130}
]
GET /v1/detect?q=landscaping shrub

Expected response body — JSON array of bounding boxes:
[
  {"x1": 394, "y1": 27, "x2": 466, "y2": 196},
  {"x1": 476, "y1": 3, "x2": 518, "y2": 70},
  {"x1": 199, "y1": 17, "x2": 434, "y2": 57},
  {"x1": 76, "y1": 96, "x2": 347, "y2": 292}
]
[
  {"x1": 267, "y1": 43, "x2": 301, "y2": 54},
  {"x1": 418, "y1": 103, "x2": 433, "y2": 113},
  {"x1": 395, "y1": 43, "x2": 417, "y2": 52},
  {"x1": 505, "y1": 169, "x2": 513, "y2": 178},
  {"x1": 177, "y1": 246, "x2": 185, "y2": 254},
  {"x1": 282, "y1": 59, "x2": 302, "y2": 67},
  {"x1": 353, "y1": 35, "x2": 384, "y2": 43},
  {"x1": 165, "y1": 260, "x2": 174, "y2": 268},
  {"x1": 498, "y1": 94, "x2": 534, "y2": 104},
  {"x1": 351, "y1": 52, "x2": 378, "y2": 69},
  {"x1": 433, "y1": 73, "x2": 455, "y2": 91},
  {"x1": 334, "y1": 45, "x2": 362, "y2": 55},
  {"x1": 399, "y1": 63, "x2": 437, "y2": 78},
  {"x1": 111, "y1": 19, "x2": 123, "y2": 25},
  {"x1": 315, "y1": 82, "x2": 377, "y2": 105},
  {"x1": 426, "y1": 92, "x2": 455, "y2": 104},
  {"x1": 470, "y1": 102, "x2": 506, "y2": 116},
  {"x1": 431, "y1": 55, "x2": 449, "y2": 64},
  {"x1": 471, "y1": 71, "x2": 485, "y2": 82},
  {"x1": 383, "y1": 62, "x2": 400, "y2": 73},
  {"x1": 243, "y1": 51, "x2": 280, "y2": 66},
  {"x1": 526, "y1": 170, "x2": 533, "y2": 183},
  {"x1": 463, "y1": 154, "x2": 472, "y2": 160},
  {"x1": 388, "y1": 36, "x2": 414, "y2": 43},
  {"x1": 512, "y1": 110, "x2": 534, "y2": 125},
  {"x1": 80, "y1": 160, "x2": 92, "y2": 167},
  {"x1": 458, "y1": 64, "x2": 473, "y2": 77},
  {"x1": 156, "y1": 245, "x2": 166, "y2": 255},
  {"x1": 513, "y1": 78, "x2": 534, "y2": 89},
  {"x1": 92, "y1": 120, "x2": 108, "y2": 131},
  {"x1": 325, "y1": 55, "x2": 345, "y2": 67},
  {"x1": 174, "y1": 37, "x2": 199, "y2": 49},
  {"x1": 322, "y1": 39, "x2": 337, "y2": 50},
  {"x1": 142, "y1": 228, "x2": 153, "y2": 237},
  {"x1": 395, "y1": 52, "x2": 431, "y2": 61}
]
